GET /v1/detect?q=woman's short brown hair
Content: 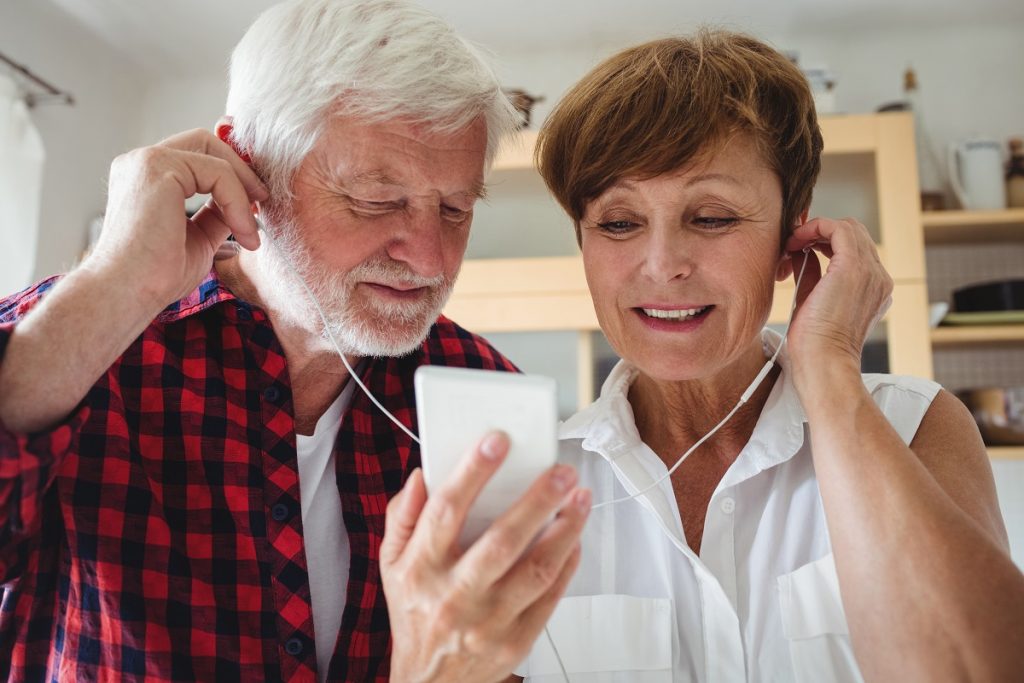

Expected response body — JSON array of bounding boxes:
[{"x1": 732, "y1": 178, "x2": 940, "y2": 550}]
[{"x1": 536, "y1": 30, "x2": 823, "y2": 246}]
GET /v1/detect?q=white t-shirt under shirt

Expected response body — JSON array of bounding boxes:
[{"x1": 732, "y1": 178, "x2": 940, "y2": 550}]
[{"x1": 296, "y1": 378, "x2": 357, "y2": 683}]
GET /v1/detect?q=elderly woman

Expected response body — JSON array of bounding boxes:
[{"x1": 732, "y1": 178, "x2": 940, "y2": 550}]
[{"x1": 509, "y1": 31, "x2": 1024, "y2": 682}]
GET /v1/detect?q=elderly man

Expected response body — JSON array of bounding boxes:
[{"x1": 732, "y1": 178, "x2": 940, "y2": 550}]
[{"x1": 0, "y1": 1, "x2": 589, "y2": 681}]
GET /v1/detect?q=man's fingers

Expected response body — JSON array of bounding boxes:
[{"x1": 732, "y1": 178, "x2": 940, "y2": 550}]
[
  {"x1": 160, "y1": 128, "x2": 269, "y2": 202},
  {"x1": 381, "y1": 468, "x2": 428, "y2": 568},
  {"x1": 453, "y1": 464, "x2": 581, "y2": 590},
  {"x1": 488, "y1": 488, "x2": 590, "y2": 618},
  {"x1": 511, "y1": 542, "x2": 582, "y2": 646},
  {"x1": 408, "y1": 431, "x2": 511, "y2": 562},
  {"x1": 175, "y1": 151, "x2": 262, "y2": 249}
]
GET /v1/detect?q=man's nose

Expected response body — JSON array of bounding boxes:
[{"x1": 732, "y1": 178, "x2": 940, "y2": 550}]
[{"x1": 387, "y1": 208, "x2": 446, "y2": 279}]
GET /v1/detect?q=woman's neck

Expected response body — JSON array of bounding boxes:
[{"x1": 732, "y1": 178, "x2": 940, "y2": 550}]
[{"x1": 627, "y1": 341, "x2": 781, "y2": 467}]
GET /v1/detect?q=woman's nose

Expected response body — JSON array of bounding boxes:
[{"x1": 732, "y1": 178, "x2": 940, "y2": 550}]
[{"x1": 639, "y1": 229, "x2": 695, "y2": 283}]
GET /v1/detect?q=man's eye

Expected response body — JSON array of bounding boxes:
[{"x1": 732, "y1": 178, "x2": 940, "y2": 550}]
[
  {"x1": 351, "y1": 198, "x2": 401, "y2": 212},
  {"x1": 441, "y1": 205, "x2": 470, "y2": 220}
]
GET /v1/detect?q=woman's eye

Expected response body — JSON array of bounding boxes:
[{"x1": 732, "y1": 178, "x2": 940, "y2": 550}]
[
  {"x1": 694, "y1": 216, "x2": 738, "y2": 230},
  {"x1": 596, "y1": 220, "x2": 636, "y2": 234}
]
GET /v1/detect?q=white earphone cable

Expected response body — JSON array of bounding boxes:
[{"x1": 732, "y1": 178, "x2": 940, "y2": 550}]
[{"x1": 257, "y1": 223, "x2": 421, "y2": 445}]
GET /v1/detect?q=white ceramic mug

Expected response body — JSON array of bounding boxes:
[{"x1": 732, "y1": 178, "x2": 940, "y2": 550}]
[{"x1": 947, "y1": 138, "x2": 1007, "y2": 210}]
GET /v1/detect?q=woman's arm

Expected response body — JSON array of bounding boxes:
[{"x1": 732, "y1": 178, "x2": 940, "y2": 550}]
[
  {"x1": 783, "y1": 217, "x2": 1024, "y2": 681},
  {"x1": 803, "y1": 371, "x2": 1024, "y2": 682}
]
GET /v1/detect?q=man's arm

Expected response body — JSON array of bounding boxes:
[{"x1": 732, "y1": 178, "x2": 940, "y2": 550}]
[
  {"x1": 0, "y1": 129, "x2": 267, "y2": 579},
  {"x1": 0, "y1": 129, "x2": 267, "y2": 434}
]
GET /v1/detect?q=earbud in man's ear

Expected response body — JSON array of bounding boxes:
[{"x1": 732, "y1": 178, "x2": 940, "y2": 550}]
[
  {"x1": 214, "y1": 117, "x2": 264, "y2": 222},
  {"x1": 215, "y1": 117, "x2": 253, "y2": 164}
]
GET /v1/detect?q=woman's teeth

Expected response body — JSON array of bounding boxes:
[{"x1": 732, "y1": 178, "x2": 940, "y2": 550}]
[{"x1": 641, "y1": 306, "x2": 709, "y2": 320}]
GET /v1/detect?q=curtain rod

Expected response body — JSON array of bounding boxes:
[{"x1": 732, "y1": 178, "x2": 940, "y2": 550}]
[{"x1": 0, "y1": 51, "x2": 75, "y2": 107}]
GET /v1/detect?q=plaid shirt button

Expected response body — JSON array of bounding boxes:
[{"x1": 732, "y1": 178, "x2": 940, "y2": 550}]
[
  {"x1": 271, "y1": 503, "x2": 290, "y2": 522},
  {"x1": 285, "y1": 638, "x2": 304, "y2": 656},
  {"x1": 236, "y1": 306, "x2": 252, "y2": 321},
  {"x1": 263, "y1": 386, "x2": 281, "y2": 403}
]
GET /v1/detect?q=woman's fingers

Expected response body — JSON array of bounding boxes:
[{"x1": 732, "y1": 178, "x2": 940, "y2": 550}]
[{"x1": 790, "y1": 248, "x2": 823, "y2": 309}]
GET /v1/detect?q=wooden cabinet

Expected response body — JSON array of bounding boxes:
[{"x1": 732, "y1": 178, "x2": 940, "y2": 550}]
[{"x1": 923, "y1": 208, "x2": 1024, "y2": 461}]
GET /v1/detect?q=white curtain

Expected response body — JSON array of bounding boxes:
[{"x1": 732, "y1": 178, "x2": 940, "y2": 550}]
[{"x1": 0, "y1": 73, "x2": 45, "y2": 296}]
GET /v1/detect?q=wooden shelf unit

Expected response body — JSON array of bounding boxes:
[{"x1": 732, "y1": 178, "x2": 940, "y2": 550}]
[
  {"x1": 931, "y1": 325, "x2": 1024, "y2": 346},
  {"x1": 989, "y1": 447, "x2": 1024, "y2": 460},
  {"x1": 922, "y1": 208, "x2": 1024, "y2": 244}
]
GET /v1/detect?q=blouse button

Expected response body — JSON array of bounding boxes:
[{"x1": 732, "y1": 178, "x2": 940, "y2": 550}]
[{"x1": 720, "y1": 497, "x2": 736, "y2": 514}]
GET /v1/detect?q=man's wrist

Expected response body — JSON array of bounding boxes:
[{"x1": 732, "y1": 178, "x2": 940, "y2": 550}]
[{"x1": 77, "y1": 254, "x2": 174, "y2": 320}]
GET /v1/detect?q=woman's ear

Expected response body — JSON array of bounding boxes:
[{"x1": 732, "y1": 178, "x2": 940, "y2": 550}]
[
  {"x1": 776, "y1": 209, "x2": 811, "y2": 281},
  {"x1": 775, "y1": 253, "x2": 794, "y2": 282}
]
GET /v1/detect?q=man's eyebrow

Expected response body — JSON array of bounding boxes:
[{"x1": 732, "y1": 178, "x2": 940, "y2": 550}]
[
  {"x1": 465, "y1": 180, "x2": 488, "y2": 201},
  {"x1": 348, "y1": 170, "x2": 487, "y2": 200},
  {"x1": 351, "y1": 170, "x2": 403, "y2": 186}
]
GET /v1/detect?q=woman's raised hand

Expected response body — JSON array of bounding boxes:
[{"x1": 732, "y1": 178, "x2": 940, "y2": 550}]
[{"x1": 782, "y1": 217, "x2": 893, "y2": 390}]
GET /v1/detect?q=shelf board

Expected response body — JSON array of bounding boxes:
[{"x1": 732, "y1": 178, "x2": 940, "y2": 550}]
[
  {"x1": 922, "y1": 209, "x2": 1024, "y2": 244},
  {"x1": 931, "y1": 325, "x2": 1024, "y2": 346},
  {"x1": 988, "y1": 447, "x2": 1024, "y2": 460}
]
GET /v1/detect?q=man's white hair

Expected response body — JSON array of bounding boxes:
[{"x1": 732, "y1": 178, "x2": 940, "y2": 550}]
[{"x1": 226, "y1": 0, "x2": 521, "y2": 201}]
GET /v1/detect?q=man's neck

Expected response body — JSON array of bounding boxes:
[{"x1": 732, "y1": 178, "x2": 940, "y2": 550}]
[{"x1": 215, "y1": 252, "x2": 354, "y2": 436}]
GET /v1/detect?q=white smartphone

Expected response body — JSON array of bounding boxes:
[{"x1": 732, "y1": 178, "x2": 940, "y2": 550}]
[{"x1": 414, "y1": 366, "x2": 558, "y2": 548}]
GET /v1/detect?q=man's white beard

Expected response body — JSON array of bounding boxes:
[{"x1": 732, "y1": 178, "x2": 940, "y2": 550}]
[{"x1": 256, "y1": 216, "x2": 456, "y2": 357}]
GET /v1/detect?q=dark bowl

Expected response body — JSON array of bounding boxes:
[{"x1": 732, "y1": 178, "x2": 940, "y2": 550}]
[{"x1": 952, "y1": 279, "x2": 1024, "y2": 313}]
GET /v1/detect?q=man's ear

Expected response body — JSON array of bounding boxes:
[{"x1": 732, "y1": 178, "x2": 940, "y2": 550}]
[
  {"x1": 215, "y1": 116, "x2": 252, "y2": 163},
  {"x1": 775, "y1": 208, "x2": 811, "y2": 282}
]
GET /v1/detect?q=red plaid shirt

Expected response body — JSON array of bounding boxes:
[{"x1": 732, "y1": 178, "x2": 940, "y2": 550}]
[{"x1": 0, "y1": 271, "x2": 517, "y2": 682}]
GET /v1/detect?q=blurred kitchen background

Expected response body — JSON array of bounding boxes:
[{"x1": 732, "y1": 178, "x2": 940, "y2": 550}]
[{"x1": 2, "y1": 0, "x2": 1023, "y2": 565}]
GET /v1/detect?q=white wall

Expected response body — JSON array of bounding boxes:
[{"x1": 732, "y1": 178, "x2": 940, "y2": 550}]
[{"x1": 0, "y1": 0, "x2": 147, "y2": 283}]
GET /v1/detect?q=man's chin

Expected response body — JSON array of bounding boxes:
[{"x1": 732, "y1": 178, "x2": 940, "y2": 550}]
[{"x1": 324, "y1": 314, "x2": 439, "y2": 358}]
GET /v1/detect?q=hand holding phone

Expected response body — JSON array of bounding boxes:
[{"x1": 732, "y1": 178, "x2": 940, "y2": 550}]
[{"x1": 414, "y1": 366, "x2": 558, "y2": 547}]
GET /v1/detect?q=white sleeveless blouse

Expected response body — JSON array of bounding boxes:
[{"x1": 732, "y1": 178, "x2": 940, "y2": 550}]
[{"x1": 516, "y1": 329, "x2": 941, "y2": 682}]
